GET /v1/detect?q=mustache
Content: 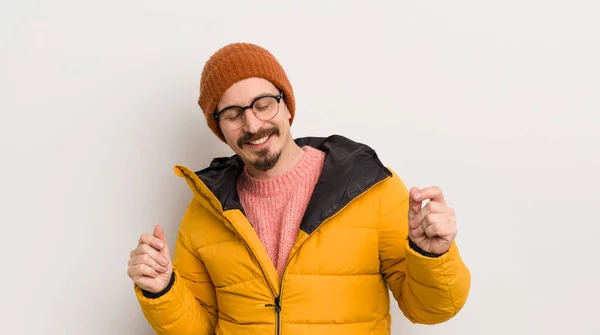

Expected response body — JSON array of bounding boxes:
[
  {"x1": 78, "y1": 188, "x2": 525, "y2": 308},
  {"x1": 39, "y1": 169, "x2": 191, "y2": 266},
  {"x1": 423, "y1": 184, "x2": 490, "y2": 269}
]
[{"x1": 237, "y1": 127, "x2": 280, "y2": 147}]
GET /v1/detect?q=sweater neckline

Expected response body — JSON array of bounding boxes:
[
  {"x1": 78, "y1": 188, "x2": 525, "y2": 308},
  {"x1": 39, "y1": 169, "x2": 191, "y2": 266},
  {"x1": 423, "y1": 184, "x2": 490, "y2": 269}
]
[{"x1": 237, "y1": 146, "x2": 325, "y2": 197}]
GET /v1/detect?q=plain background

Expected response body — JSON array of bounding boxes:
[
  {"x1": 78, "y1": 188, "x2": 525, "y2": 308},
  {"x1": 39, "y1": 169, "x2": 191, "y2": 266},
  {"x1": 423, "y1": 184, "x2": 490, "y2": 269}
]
[{"x1": 1, "y1": 0, "x2": 599, "y2": 334}]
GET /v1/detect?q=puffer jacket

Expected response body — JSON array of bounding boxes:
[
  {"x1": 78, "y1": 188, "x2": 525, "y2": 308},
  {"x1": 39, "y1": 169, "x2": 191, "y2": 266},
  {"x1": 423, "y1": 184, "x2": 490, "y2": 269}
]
[{"x1": 134, "y1": 135, "x2": 471, "y2": 335}]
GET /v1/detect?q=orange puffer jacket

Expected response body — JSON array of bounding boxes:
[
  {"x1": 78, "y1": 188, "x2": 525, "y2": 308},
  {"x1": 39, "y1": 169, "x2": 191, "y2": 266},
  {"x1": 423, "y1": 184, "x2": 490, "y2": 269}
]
[{"x1": 134, "y1": 135, "x2": 471, "y2": 335}]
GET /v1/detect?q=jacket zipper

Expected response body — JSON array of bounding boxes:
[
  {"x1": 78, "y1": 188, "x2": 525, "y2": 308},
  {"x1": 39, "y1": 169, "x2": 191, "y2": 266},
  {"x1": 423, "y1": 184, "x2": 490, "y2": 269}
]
[
  {"x1": 264, "y1": 296, "x2": 281, "y2": 335},
  {"x1": 274, "y1": 175, "x2": 391, "y2": 335},
  {"x1": 276, "y1": 297, "x2": 281, "y2": 335}
]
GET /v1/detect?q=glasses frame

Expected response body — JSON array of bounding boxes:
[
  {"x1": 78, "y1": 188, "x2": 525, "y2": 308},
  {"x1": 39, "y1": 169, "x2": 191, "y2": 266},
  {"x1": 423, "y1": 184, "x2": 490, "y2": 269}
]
[{"x1": 212, "y1": 92, "x2": 284, "y2": 130}]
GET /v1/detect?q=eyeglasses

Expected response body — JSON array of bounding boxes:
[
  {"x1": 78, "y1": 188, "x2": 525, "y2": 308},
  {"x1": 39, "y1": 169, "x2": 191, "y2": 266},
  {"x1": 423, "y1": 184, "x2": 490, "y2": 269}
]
[{"x1": 212, "y1": 92, "x2": 283, "y2": 131}]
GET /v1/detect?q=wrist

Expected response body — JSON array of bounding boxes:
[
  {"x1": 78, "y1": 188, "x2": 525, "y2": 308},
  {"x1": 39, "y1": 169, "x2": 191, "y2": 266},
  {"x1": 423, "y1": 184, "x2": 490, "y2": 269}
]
[
  {"x1": 408, "y1": 238, "x2": 446, "y2": 258},
  {"x1": 141, "y1": 271, "x2": 175, "y2": 299}
]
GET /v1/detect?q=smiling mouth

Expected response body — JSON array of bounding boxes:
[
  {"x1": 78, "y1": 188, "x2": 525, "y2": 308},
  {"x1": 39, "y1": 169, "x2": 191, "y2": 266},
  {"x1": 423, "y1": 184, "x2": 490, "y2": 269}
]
[
  {"x1": 246, "y1": 134, "x2": 272, "y2": 146},
  {"x1": 248, "y1": 135, "x2": 270, "y2": 145},
  {"x1": 238, "y1": 128, "x2": 280, "y2": 148}
]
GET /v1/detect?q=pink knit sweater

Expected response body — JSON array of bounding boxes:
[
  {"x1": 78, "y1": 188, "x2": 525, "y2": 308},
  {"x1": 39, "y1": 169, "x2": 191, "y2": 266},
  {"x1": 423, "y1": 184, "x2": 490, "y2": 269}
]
[{"x1": 236, "y1": 146, "x2": 325, "y2": 276}]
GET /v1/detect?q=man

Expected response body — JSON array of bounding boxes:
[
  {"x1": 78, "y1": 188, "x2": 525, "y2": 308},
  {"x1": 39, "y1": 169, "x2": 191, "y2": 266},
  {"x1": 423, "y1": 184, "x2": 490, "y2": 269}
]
[{"x1": 127, "y1": 42, "x2": 471, "y2": 335}]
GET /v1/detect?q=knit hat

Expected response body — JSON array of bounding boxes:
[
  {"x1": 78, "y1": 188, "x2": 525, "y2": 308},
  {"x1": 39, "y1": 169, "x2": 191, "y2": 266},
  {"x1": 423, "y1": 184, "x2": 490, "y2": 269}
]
[{"x1": 198, "y1": 42, "x2": 295, "y2": 142}]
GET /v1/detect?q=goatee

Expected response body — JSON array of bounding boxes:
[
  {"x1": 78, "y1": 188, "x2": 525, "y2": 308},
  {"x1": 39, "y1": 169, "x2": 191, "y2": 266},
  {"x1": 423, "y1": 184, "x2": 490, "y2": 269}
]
[{"x1": 252, "y1": 148, "x2": 281, "y2": 171}]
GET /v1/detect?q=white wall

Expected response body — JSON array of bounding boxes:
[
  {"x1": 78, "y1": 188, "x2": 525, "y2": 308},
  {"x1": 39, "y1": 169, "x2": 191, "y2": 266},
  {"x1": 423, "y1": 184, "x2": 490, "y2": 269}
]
[{"x1": 1, "y1": 0, "x2": 599, "y2": 334}]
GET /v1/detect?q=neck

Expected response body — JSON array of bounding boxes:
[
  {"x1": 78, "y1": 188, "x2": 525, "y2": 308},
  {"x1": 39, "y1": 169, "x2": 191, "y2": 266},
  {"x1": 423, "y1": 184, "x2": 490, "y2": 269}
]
[{"x1": 245, "y1": 140, "x2": 305, "y2": 180}]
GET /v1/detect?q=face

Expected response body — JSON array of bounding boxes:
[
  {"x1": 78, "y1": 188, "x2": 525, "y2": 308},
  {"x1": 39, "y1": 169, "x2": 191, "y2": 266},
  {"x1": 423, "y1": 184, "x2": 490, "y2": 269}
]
[{"x1": 216, "y1": 77, "x2": 293, "y2": 172}]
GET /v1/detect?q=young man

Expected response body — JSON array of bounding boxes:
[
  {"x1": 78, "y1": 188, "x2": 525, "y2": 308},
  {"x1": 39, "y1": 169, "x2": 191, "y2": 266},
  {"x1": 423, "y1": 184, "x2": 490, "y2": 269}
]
[{"x1": 127, "y1": 42, "x2": 471, "y2": 334}]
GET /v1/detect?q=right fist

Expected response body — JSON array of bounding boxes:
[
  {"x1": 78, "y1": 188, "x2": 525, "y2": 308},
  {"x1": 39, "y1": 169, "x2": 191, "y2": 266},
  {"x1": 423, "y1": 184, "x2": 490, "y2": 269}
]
[{"x1": 127, "y1": 225, "x2": 173, "y2": 293}]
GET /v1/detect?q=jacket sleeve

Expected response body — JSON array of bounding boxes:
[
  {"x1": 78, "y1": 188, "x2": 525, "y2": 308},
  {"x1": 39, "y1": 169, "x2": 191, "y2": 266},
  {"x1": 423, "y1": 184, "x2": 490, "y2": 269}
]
[
  {"x1": 378, "y1": 170, "x2": 471, "y2": 324},
  {"x1": 134, "y1": 200, "x2": 218, "y2": 334}
]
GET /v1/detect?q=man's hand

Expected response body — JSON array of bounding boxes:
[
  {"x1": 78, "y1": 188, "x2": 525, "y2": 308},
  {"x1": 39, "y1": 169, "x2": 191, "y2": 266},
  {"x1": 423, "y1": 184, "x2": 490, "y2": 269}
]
[
  {"x1": 408, "y1": 186, "x2": 457, "y2": 255},
  {"x1": 127, "y1": 225, "x2": 173, "y2": 293}
]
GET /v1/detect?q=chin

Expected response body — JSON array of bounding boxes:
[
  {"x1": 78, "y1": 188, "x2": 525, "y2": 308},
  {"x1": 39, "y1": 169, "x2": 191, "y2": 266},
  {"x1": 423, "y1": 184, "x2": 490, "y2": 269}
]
[{"x1": 251, "y1": 150, "x2": 282, "y2": 171}]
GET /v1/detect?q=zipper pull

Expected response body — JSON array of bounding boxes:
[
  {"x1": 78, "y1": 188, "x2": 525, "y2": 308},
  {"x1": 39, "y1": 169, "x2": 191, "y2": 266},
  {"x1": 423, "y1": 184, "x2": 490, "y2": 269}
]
[
  {"x1": 274, "y1": 296, "x2": 281, "y2": 312},
  {"x1": 261, "y1": 297, "x2": 282, "y2": 312}
]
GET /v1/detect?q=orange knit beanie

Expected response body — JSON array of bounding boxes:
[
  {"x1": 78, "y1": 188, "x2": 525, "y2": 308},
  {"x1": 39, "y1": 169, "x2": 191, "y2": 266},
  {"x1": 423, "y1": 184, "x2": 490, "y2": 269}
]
[{"x1": 198, "y1": 42, "x2": 295, "y2": 142}]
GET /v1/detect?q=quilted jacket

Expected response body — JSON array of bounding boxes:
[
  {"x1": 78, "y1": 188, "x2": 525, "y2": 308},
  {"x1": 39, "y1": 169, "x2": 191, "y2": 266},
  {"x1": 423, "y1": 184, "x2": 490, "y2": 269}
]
[{"x1": 134, "y1": 135, "x2": 471, "y2": 334}]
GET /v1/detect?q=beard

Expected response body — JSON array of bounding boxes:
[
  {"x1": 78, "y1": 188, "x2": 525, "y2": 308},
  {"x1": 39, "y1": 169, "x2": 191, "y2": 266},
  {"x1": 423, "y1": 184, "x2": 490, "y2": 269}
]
[
  {"x1": 251, "y1": 148, "x2": 282, "y2": 171},
  {"x1": 237, "y1": 127, "x2": 282, "y2": 172}
]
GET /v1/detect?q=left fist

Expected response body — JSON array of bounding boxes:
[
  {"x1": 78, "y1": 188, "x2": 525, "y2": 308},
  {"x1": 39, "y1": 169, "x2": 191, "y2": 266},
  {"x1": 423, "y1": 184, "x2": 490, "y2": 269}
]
[{"x1": 408, "y1": 186, "x2": 457, "y2": 255}]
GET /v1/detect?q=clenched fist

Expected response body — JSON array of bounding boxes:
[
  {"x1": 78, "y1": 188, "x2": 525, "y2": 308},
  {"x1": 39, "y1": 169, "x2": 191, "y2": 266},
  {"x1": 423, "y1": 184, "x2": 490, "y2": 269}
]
[
  {"x1": 408, "y1": 186, "x2": 457, "y2": 255},
  {"x1": 127, "y1": 225, "x2": 173, "y2": 293}
]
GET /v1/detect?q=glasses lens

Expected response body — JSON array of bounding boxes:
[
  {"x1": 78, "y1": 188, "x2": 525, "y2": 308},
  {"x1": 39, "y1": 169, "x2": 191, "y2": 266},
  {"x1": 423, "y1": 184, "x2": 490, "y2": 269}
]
[
  {"x1": 253, "y1": 97, "x2": 279, "y2": 120},
  {"x1": 220, "y1": 108, "x2": 244, "y2": 130}
]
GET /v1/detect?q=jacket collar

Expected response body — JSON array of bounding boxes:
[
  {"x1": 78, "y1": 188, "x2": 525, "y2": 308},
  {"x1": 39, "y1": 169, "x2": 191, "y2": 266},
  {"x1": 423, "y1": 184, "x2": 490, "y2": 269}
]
[{"x1": 194, "y1": 134, "x2": 391, "y2": 235}]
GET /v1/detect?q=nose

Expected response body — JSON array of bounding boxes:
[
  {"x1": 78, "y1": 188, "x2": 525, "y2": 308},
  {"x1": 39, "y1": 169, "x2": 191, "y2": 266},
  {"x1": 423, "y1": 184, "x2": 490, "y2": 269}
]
[{"x1": 241, "y1": 109, "x2": 264, "y2": 134}]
